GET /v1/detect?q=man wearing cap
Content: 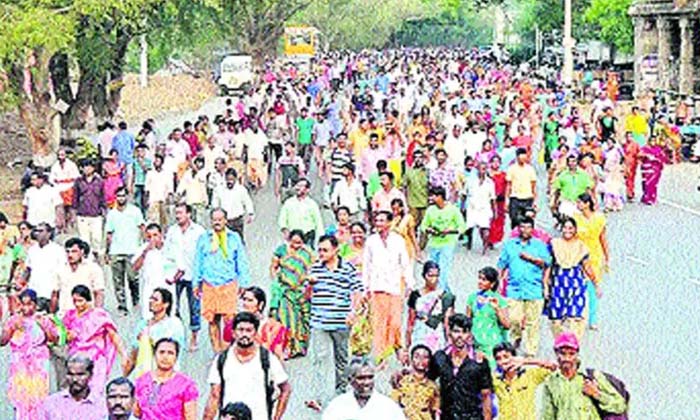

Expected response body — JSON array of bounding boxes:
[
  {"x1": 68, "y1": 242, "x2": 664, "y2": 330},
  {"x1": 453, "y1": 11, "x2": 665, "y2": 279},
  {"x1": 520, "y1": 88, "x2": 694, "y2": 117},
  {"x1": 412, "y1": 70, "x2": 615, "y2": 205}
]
[
  {"x1": 543, "y1": 332, "x2": 627, "y2": 419},
  {"x1": 73, "y1": 158, "x2": 106, "y2": 258}
]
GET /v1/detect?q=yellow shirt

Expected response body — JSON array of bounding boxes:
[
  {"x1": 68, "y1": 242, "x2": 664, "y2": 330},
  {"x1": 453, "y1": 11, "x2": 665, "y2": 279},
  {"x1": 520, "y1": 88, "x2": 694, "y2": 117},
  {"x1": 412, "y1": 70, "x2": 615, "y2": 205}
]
[
  {"x1": 506, "y1": 163, "x2": 537, "y2": 199},
  {"x1": 493, "y1": 367, "x2": 552, "y2": 420},
  {"x1": 390, "y1": 373, "x2": 440, "y2": 420},
  {"x1": 349, "y1": 128, "x2": 369, "y2": 158}
]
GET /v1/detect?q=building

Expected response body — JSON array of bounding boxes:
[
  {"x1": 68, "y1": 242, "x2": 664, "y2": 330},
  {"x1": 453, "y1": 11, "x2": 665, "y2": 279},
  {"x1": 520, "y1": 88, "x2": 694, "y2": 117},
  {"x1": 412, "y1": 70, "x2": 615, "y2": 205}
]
[{"x1": 628, "y1": 0, "x2": 699, "y2": 96}]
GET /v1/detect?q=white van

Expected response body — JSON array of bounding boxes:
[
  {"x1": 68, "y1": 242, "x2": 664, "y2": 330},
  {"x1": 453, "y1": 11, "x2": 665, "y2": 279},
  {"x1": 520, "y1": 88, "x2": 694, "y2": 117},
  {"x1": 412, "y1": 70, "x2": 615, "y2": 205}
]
[{"x1": 217, "y1": 54, "x2": 253, "y2": 95}]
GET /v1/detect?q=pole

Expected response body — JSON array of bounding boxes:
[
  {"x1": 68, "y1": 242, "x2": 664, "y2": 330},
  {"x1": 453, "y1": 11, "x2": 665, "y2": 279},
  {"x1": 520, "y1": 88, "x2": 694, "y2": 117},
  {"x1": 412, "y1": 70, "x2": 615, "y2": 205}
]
[
  {"x1": 562, "y1": 0, "x2": 574, "y2": 86},
  {"x1": 139, "y1": 34, "x2": 148, "y2": 88},
  {"x1": 535, "y1": 25, "x2": 541, "y2": 68}
]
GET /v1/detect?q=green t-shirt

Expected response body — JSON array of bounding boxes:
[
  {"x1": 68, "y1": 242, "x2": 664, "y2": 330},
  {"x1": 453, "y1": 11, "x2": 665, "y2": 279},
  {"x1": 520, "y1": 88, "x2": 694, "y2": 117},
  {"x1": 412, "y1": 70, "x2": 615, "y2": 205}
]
[
  {"x1": 296, "y1": 118, "x2": 315, "y2": 145},
  {"x1": 419, "y1": 203, "x2": 467, "y2": 248},
  {"x1": 553, "y1": 169, "x2": 593, "y2": 202},
  {"x1": 466, "y1": 290, "x2": 509, "y2": 355}
]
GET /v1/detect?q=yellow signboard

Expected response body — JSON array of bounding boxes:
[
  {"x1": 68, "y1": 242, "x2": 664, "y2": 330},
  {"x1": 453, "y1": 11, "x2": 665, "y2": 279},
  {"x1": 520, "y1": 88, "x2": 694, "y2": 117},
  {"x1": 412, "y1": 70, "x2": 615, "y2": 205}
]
[{"x1": 284, "y1": 26, "x2": 317, "y2": 57}]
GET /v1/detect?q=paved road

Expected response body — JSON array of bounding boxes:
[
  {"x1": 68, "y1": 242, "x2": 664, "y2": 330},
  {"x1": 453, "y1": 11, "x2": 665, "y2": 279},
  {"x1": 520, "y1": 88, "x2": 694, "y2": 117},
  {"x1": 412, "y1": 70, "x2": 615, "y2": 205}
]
[{"x1": 1, "y1": 97, "x2": 699, "y2": 418}]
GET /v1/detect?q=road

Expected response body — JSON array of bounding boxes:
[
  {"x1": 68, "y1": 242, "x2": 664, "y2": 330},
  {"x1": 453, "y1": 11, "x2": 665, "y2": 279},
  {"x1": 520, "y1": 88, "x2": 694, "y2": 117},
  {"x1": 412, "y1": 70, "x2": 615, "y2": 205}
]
[{"x1": 1, "y1": 97, "x2": 699, "y2": 418}]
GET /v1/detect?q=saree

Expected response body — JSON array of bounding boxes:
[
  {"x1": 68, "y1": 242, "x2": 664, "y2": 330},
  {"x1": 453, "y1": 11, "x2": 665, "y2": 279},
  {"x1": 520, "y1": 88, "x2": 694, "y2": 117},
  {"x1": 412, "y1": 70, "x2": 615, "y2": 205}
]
[
  {"x1": 391, "y1": 214, "x2": 418, "y2": 261},
  {"x1": 639, "y1": 144, "x2": 669, "y2": 205},
  {"x1": 103, "y1": 161, "x2": 124, "y2": 206},
  {"x1": 62, "y1": 307, "x2": 118, "y2": 395},
  {"x1": 7, "y1": 315, "x2": 54, "y2": 420},
  {"x1": 602, "y1": 146, "x2": 625, "y2": 211},
  {"x1": 489, "y1": 170, "x2": 507, "y2": 245},
  {"x1": 271, "y1": 244, "x2": 313, "y2": 358}
]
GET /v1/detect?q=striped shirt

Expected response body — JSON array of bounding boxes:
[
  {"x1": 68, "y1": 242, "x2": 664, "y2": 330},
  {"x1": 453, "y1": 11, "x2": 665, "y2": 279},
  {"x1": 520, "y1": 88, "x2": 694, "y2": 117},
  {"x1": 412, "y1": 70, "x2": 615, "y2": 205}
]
[
  {"x1": 309, "y1": 258, "x2": 363, "y2": 331},
  {"x1": 329, "y1": 148, "x2": 354, "y2": 182}
]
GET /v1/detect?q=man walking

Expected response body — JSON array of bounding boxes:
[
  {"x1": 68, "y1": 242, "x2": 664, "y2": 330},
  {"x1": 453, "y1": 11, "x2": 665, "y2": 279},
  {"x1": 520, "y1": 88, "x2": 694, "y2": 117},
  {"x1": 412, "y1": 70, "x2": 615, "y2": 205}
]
[
  {"x1": 193, "y1": 208, "x2": 251, "y2": 353},
  {"x1": 323, "y1": 356, "x2": 406, "y2": 419},
  {"x1": 164, "y1": 203, "x2": 206, "y2": 352},
  {"x1": 105, "y1": 377, "x2": 137, "y2": 420},
  {"x1": 363, "y1": 211, "x2": 413, "y2": 364},
  {"x1": 204, "y1": 312, "x2": 291, "y2": 420},
  {"x1": 105, "y1": 187, "x2": 144, "y2": 315},
  {"x1": 73, "y1": 158, "x2": 106, "y2": 258},
  {"x1": 419, "y1": 186, "x2": 466, "y2": 292},
  {"x1": 40, "y1": 355, "x2": 106, "y2": 419},
  {"x1": 211, "y1": 168, "x2": 255, "y2": 242},
  {"x1": 49, "y1": 148, "x2": 80, "y2": 228},
  {"x1": 305, "y1": 234, "x2": 363, "y2": 412},
  {"x1": 402, "y1": 150, "x2": 429, "y2": 227},
  {"x1": 497, "y1": 217, "x2": 551, "y2": 357},
  {"x1": 278, "y1": 178, "x2": 324, "y2": 247},
  {"x1": 543, "y1": 332, "x2": 628, "y2": 419},
  {"x1": 428, "y1": 314, "x2": 493, "y2": 420},
  {"x1": 505, "y1": 148, "x2": 537, "y2": 228}
]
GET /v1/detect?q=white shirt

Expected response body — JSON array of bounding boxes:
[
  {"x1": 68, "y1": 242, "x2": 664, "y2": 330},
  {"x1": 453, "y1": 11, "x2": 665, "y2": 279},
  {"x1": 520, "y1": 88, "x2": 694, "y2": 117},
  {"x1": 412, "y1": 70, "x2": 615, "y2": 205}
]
[
  {"x1": 132, "y1": 244, "x2": 175, "y2": 319},
  {"x1": 362, "y1": 232, "x2": 414, "y2": 295},
  {"x1": 202, "y1": 144, "x2": 225, "y2": 175},
  {"x1": 26, "y1": 241, "x2": 66, "y2": 299},
  {"x1": 330, "y1": 178, "x2": 366, "y2": 214},
  {"x1": 55, "y1": 260, "x2": 105, "y2": 316},
  {"x1": 464, "y1": 130, "x2": 486, "y2": 159},
  {"x1": 166, "y1": 139, "x2": 190, "y2": 165},
  {"x1": 443, "y1": 133, "x2": 468, "y2": 167},
  {"x1": 212, "y1": 183, "x2": 255, "y2": 219},
  {"x1": 49, "y1": 160, "x2": 80, "y2": 193},
  {"x1": 145, "y1": 169, "x2": 173, "y2": 203},
  {"x1": 244, "y1": 129, "x2": 268, "y2": 160},
  {"x1": 322, "y1": 391, "x2": 406, "y2": 420},
  {"x1": 207, "y1": 347, "x2": 289, "y2": 420},
  {"x1": 164, "y1": 221, "x2": 205, "y2": 281},
  {"x1": 177, "y1": 169, "x2": 208, "y2": 205},
  {"x1": 23, "y1": 185, "x2": 62, "y2": 227}
]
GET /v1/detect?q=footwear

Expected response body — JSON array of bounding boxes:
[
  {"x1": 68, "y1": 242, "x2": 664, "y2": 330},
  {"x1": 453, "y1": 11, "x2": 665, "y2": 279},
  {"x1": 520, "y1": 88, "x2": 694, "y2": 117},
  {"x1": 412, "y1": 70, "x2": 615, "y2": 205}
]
[{"x1": 305, "y1": 400, "x2": 323, "y2": 412}]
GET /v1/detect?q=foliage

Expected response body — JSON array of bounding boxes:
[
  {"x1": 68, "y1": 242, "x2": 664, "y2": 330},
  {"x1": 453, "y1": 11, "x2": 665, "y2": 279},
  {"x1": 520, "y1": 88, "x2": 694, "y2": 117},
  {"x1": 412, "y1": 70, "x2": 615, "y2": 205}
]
[
  {"x1": 584, "y1": 0, "x2": 634, "y2": 54},
  {"x1": 294, "y1": 0, "x2": 431, "y2": 51}
]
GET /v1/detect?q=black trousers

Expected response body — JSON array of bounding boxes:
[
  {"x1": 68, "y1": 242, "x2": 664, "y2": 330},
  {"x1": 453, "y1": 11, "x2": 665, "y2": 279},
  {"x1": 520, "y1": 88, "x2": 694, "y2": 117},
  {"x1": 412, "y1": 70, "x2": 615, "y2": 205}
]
[{"x1": 508, "y1": 197, "x2": 534, "y2": 229}]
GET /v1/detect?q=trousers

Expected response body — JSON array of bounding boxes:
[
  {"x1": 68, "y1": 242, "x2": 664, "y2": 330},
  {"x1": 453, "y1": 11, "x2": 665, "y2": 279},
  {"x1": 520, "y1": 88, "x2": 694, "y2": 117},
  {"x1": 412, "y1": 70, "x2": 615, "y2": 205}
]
[
  {"x1": 508, "y1": 298, "x2": 544, "y2": 357},
  {"x1": 428, "y1": 245, "x2": 456, "y2": 292},
  {"x1": 76, "y1": 216, "x2": 103, "y2": 255},
  {"x1": 110, "y1": 255, "x2": 139, "y2": 310},
  {"x1": 176, "y1": 280, "x2": 201, "y2": 332},
  {"x1": 309, "y1": 328, "x2": 349, "y2": 403}
]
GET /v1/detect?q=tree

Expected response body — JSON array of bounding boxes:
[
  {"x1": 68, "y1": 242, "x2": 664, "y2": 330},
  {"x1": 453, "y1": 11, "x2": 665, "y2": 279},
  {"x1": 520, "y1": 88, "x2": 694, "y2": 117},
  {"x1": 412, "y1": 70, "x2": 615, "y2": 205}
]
[
  {"x1": 0, "y1": 2, "x2": 74, "y2": 166},
  {"x1": 584, "y1": 0, "x2": 634, "y2": 54}
]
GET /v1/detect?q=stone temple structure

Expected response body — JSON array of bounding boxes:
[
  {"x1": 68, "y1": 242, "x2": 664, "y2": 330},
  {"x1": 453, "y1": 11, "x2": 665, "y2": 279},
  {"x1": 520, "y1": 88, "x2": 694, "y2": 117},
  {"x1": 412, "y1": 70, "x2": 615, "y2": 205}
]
[{"x1": 629, "y1": 0, "x2": 699, "y2": 95}]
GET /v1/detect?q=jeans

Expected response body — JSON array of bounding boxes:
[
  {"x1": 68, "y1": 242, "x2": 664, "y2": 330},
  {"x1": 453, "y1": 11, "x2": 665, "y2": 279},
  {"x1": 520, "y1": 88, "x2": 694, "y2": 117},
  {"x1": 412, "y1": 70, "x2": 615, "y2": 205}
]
[
  {"x1": 176, "y1": 280, "x2": 201, "y2": 332},
  {"x1": 309, "y1": 328, "x2": 349, "y2": 403},
  {"x1": 428, "y1": 244, "x2": 456, "y2": 292},
  {"x1": 134, "y1": 185, "x2": 146, "y2": 215},
  {"x1": 110, "y1": 255, "x2": 139, "y2": 310}
]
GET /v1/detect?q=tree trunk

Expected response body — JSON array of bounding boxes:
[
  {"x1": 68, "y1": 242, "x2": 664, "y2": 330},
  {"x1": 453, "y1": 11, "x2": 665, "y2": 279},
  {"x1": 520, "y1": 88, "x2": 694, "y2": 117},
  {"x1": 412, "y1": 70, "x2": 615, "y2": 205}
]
[{"x1": 10, "y1": 56, "x2": 60, "y2": 167}]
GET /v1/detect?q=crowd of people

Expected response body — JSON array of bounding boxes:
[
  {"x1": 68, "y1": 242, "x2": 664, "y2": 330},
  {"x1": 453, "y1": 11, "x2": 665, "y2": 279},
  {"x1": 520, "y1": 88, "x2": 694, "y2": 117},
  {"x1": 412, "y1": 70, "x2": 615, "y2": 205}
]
[{"x1": 4, "y1": 46, "x2": 683, "y2": 419}]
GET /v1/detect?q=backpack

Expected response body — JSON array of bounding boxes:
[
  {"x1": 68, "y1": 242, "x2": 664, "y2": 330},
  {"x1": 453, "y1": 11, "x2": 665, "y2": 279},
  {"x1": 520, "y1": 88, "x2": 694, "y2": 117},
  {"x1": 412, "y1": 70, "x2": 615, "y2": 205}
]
[
  {"x1": 585, "y1": 368, "x2": 630, "y2": 420},
  {"x1": 217, "y1": 346, "x2": 274, "y2": 420}
]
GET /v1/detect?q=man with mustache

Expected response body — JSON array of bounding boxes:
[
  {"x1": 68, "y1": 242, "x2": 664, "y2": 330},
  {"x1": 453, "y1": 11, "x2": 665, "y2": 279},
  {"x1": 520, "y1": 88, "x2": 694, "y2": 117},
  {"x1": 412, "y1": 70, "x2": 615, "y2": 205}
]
[
  {"x1": 40, "y1": 355, "x2": 107, "y2": 419},
  {"x1": 105, "y1": 377, "x2": 137, "y2": 420},
  {"x1": 204, "y1": 312, "x2": 291, "y2": 420}
]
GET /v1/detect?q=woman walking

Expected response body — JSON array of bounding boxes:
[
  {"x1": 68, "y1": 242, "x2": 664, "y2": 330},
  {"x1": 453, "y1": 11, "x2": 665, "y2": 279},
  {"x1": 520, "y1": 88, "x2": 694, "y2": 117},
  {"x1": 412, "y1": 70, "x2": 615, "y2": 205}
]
[
  {"x1": 63, "y1": 285, "x2": 128, "y2": 394},
  {"x1": 390, "y1": 198, "x2": 419, "y2": 263},
  {"x1": 465, "y1": 266, "x2": 510, "y2": 369},
  {"x1": 488, "y1": 155, "x2": 507, "y2": 247},
  {"x1": 574, "y1": 193, "x2": 609, "y2": 330},
  {"x1": 103, "y1": 149, "x2": 125, "y2": 208},
  {"x1": 546, "y1": 218, "x2": 598, "y2": 341},
  {"x1": 269, "y1": 232, "x2": 314, "y2": 358},
  {"x1": 639, "y1": 137, "x2": 670, "y2": 205},
  {"x1": 1, "y1": 289, "x2": 56, "y2": 420},
  {"x1": 405, "y1": 261, "x2": 455, "y2": 354},
  {"x1": 134, "y1": 338, "x2": 198, "y2": 420}
]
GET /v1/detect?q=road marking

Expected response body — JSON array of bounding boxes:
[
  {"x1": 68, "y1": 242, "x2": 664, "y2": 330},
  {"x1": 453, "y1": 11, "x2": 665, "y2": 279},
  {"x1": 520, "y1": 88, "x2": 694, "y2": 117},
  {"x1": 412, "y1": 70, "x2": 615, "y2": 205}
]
[
  {"x1": 659, "y1": 199, "x2": 700, "y2": 217},
  {"x1": 625, "y1": 255, "x2": 650, "y2": 266}
]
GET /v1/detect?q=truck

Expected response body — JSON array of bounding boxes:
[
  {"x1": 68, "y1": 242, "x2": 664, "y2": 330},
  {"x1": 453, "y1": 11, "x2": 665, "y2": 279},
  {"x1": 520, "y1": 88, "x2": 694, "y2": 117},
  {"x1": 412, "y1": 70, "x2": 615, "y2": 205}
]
[{"x1": 216, "y1": 54, "x2": 253, "y2": 96}]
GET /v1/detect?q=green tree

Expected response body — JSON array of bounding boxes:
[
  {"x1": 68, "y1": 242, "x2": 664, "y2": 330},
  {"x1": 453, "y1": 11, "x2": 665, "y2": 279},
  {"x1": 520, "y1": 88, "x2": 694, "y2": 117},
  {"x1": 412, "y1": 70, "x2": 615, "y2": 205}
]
[{"x1": 584, "y1": 0, "x2": 634, "y2": 54}]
